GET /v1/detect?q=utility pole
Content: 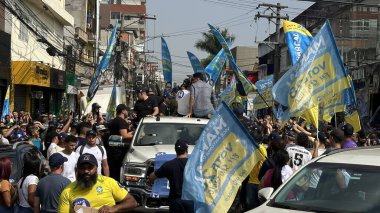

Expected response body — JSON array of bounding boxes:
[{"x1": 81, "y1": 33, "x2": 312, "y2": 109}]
[{"x1": 255, "y1": 3, "x2": 288, "y2": 83}]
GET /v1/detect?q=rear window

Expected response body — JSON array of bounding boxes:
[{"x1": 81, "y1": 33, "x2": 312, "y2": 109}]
[{"x1": 134, "y1": 123, "x2": 205, "y2": 146}]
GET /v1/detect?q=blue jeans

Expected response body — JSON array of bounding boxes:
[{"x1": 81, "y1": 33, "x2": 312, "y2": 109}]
[
  {"x1": 0, "y1": 205, "x2": 13, "y2": 213},
  {"x1": 245, "y1": 183, "x2": 260, "y2": 210}
]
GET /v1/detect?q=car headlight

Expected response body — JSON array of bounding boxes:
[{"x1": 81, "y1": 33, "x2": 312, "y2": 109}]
[{"x1": 122, "y1": 163, "x2": 146, "y2": 183}]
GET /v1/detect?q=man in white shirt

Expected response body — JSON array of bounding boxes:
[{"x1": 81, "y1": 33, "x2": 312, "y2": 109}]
[
  {"x1": 59, "y1": 135, "x2": 79, "y2": 182},
  {"x1": 176, "y1": 79, "x2": 191, "y2": 116},
  {"x1": 76, "y1": 130, "x2": 109, "y2": 176},
  {"x1": 47, "y1": 132, "x2": 59, "y2": 158},
  {"x1": 286, "y1": 132, "x2": 312, "y2": 171}
]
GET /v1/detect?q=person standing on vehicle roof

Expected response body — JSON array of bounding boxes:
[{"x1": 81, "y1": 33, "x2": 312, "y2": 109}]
[
  {"x1": 147, "y1": 139, "x2": 194, "y2": 213},
  {"x1": 176, "y1": 79, "x2": 191, "y2": 117},
  {"x1": 133, "y1": 88, "x2": 159, "y2": 123}
]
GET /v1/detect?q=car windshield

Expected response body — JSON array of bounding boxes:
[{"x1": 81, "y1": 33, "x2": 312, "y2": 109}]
[
  {"x1": 270, "y1": 162, "x2": 380, "y2": 213},
  {"x1": 134, "y1": 123, "x2": 205, "y2": 146}
]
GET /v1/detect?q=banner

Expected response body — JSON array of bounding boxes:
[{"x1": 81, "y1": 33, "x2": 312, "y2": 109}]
[
  {"x1": 204, "y1": 40, "x2": 231, "y2": 85},
  {"x1": 187, "y1": 52, "x2": 205, "y2": 73},
  {"x1": 272, "y1": 21, "x2": 350, "y2": 118},
  {"x1": 219, "y1": 75, "x2": 236, "y2": 106},
  {"x1": 106, "y1": 81, "x2": 117, "y2": 121},
  {"x1": 87, "y1": 20, "x2": 118, "y2": 101},
  {"x1": 253, "y1": 75, "x2": 273, "y2": 110},
  {"x1": 182, "y1": 102, "x2": 264, "y2": 213},
  {"x1": 1, "y1": 86, "x2": 10, "y2": 120},
  {"x1": 208, "y1": 24, "x2": 256, "y2": 95},
  {"x1": 161, "y1": 37, "x2": 173, "y2": 84},
  {"x1": 283, "y1": 20, "x2": 313, "y2": 65}
]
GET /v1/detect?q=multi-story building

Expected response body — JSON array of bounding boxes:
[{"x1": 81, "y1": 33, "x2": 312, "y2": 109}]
[
  {"x1": 5, "y1": 0, "x2": 74, "y2": 115},
  {"x1": 0, "y1": 2, "x2": 11, "y2": 113},
  {"x1": 258, "y1": 0, "x2": 379, "y2": 118},
  {"x1": 226, "y1": 46, "x2": 259, "y2": 84}
]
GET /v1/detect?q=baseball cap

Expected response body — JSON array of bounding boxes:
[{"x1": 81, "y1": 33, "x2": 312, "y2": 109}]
[
  {"x1": 342, "y1": 123, "x2": 354, "y2": 136},
  {"x1": 318, "y1": 131, "x2": 328, "y2": 142},
  {"x1": 86, "y1": 130, "x2": 97, "y2": 137},
  {"x1": 58, "y1": 132, "x2": 68, "y2": 140},
  {"x1": 49, "y1": 153, "x2": 68, "y2": 168},
  {"x1": 77, "y1": 153, "x2": 98, "y2": 167},
  {"x1": 92, "y1": 102, "x2": 101, "y2": 108},
  {"x1": 268, "y1": 132, "x2": 281, "y2": 142},
  {"x1": 134, "y1": 87, "x2": 145, "y2": 94},
  {"x1": 175, "y1": 139, "x2": 189, "y2": 152}
]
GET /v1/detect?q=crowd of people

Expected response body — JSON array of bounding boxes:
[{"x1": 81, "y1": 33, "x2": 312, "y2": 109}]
[{"x1": 0, "y1": 71, "x2": 376, "y2": 213}]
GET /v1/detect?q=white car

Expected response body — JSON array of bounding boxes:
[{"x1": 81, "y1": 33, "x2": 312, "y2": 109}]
[
  {"x1": 250, "y1": 147, "x2": 380, "y2": 213},
  {"x1": 120, "y1": 116, "x2": 208, "y2": 210}
]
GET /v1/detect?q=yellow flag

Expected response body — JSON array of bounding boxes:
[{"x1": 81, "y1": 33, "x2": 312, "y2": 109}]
[
  {"x1": 345, "y1": 111, "x2": 361, "y2": 133},
  {"x1": 301, "y1": 105, "x2": 319, "y2": 128}
]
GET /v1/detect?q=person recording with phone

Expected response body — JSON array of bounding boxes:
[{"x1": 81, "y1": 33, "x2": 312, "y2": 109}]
[{"x1": 89, "y1": 103, "x2": 104, "y2": 125}]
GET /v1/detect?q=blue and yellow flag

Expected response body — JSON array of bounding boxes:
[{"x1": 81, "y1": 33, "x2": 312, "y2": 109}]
[
  {"x1": 219, "y1": 75, "x2": 236, "y2": 106},
  {"x1": 1, "y1": 86, "x2": 10, "y2": 120},
  {"x1": 204, "y1": 48, "x2": 228, "y2": 85},
  {"x1": 208, "y1": 24, "x2": 256, "y2": 95},
  {"x1": 106, "y1": 80, "x2": 117, "y2": 121},
  {"x1": 272, "y1": 21, "x2": 350, "y2": 119},
  {"x1": 187, "y1": 51, "x2": 205, "y2": 73},
  {"x1": 182, "y1": 102, "x2": 264, "y2": 213},
  {"x1": 161, "y1": 37, "x2": 172, "y2": 84},
  {"x1": 283, "y1": 20, "x2": 313, "y2": 65},
  {"x1": 87, "y1": 20, "x2": 118, "y2": 101},
  {"x1": 253, "y1": 75, "x2": 273, "y2": 110}
]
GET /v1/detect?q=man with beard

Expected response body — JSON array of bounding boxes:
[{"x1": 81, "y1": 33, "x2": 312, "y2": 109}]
[{"x1": 58, "y1": 153, "x2": 138, "y2": 213}]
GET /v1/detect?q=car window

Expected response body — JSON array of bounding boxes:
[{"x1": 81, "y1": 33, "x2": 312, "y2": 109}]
[
  {"x1": 134, "y1": 123, "x2": 205, "y2": 146},
  {"x1": 270, "y1": 163, "x2": 380, "y2": 213}
]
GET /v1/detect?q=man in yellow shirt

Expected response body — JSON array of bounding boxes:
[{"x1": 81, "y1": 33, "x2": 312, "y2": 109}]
[{"x1": 58, "y1": 153, "x2": 138, "y2": 213}]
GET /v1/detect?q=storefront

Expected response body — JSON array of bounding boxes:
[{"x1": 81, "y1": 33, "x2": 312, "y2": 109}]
[{"x1": 50, "y1": 68, "x2": 66, "y2": 115}]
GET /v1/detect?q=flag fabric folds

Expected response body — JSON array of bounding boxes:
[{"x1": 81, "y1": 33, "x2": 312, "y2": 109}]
[
  {"x1": 283, "y1": 20, "x2": 313, "y2": 65},
  {"x1": 253, "y1": 75, "x2": 273, "y2": 110},
  {"x1": 182, "y1": 102, "x2": 264, "y2": 213},
  {"x1": 87, "y1": 20, "x2": 118, "y2": 101},
  {"x1": 208, "y1": 24, "x2": 256, "y2": 95},
  {"x1": 204, "y1": 48, "x2": 228, "y2": 85},
  {"x1": 219, "y1": 75, "x2": 237, "y2": 106},
  {"x1": 161, "y1": 37, "x2": 173, "y2": 84},
  {"x1": 1, "y1": 86, "x2": 10, "y2": 120},
  {"x1": 187, "y1": 51, "x2": 205, "y2": 73},
  {"x1": 106, "y1": 80, "x2": 117, "y2": 121},
  {"x1": 272, "y1": 21, "x2": 350, "y2": 119}
]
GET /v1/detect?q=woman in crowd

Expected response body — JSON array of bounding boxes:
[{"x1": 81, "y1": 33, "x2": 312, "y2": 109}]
[
  {"x1": 0, "y1": 157, "x2": 17, "y2": 213},
  {"x1": 17, "y1": 151, "x2": 41, "y2": 213}
]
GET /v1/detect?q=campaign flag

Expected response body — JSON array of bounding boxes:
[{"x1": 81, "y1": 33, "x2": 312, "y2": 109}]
[
  {"x1": 161, "y1": 37, "x2": 172, "y2": 84},
  {"x1": 182, "y1": 102, "x2": 265, "y2": 213},
  {"x1": 283, "y1": 20, "x2": 313, "y2": 65},
  {"x1": 253, "y1": 75, "x2": 273, "y2": 110},
  {"x1": 204, "y1": 40, "x2": 231, "y2": 85},
  {"x1": 208, "y1": 24, "x2": 256, "y2": 95},
  {"x1": 187, "y1": 52, "x2": 205, "y2": 73},
  {"x1": 219, "y1": 75, "x2": 236, "y2": 106},
  {"x1": 1, "y1": 86, "x2": 10, "y2": 120},
  {"x1": 106, "y1": 81, "x2": 117, "y2": 121},
  {"x1": 272, "y1": 21, "x2": 350, "y2": 118},
  {"x1": 87, "y1": 20, "x2": 118, "y2": 101},
  {"x1": 151, "y1": 154, "x2": 176, "y2": 198}
]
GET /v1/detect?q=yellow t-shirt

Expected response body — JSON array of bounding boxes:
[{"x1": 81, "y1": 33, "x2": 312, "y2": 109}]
[
  {"x1": 58, "y1": 175, "x2": 128, "y2": 213},
  {"x1": 248, "y1": 144, "x2": 268, "y2": 184}
]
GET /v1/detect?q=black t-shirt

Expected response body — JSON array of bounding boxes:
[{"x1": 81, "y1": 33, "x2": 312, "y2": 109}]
[
  {"x1": 155, "y1": 158, "x2": 188, "y2": 200},
  {"x1": 108, "y1": 117, "x2": 128, "y2": 136},
  {"x1": 134, "y1": 96, "x2": 158, "y2": 121},
  {"x1": 159, "y1": 103, "x2": 170, "y2": 116}
]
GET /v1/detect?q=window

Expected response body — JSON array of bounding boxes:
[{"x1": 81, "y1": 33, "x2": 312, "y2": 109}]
[
  {"x1": 110, "y1": 12, "x2": 120, "y2": 20},
  {"x1": 18, "y1": 22, "x2": 28, "y2": 42}
]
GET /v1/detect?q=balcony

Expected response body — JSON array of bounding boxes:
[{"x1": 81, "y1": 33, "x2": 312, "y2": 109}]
[
  {"x1": 88, "y1": 32, "x2": 96, "y2": 44},
  {"x1": 122, "y1": 19, "x2": 145, "y2": 30},
  {"x1": 75, "y1": 27, "x2": 88, "y2": 44}
]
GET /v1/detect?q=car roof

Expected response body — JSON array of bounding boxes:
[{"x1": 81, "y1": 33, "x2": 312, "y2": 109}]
[
  {"x1": 316, "y1": 147, "x2": 380, "y2": 166},
  {"x1": 141, "y1": 117, "x2": 209, "y2": 124}
]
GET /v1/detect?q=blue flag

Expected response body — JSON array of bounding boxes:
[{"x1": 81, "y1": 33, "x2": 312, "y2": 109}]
[
  {"x1": 253, "y1": 75, "x2": 273, "y2": 110},
  {"x1": 187, "y1": 52, "x2": 205, "y2": 73},
  {"x1": 182, "y1": 102, "x2": 264, "y2": 212},
  {"x1": 272, "y1": 21, "x2": 350, "y2": 117},
  {"x1": 219, "y1": 75, "x2": 236, "y2": 106},
  {"x1": 151, "y1": 154, "x2": 176, "y2": 198},
  {"x1": 161, "y1": 37, "x2": 172, "y2": 84},
  {"x1": 1, "y1": 86, "x2": 10, "y2": 120},
  {"x1": 87, "y1": 20, "x2": 118, "y2": 101},
  {"x1": 204, "y1": 40, "x2": 231, "y2": 85}
]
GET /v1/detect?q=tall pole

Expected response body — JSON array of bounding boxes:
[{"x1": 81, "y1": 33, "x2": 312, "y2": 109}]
[{"x1": 95, "y1": 0, "x2": 100, "y2": 65}]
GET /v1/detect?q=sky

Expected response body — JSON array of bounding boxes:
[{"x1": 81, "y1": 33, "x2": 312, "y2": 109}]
[{"x1": 145, "y1": 0, "x2": 314, "y2": 84}]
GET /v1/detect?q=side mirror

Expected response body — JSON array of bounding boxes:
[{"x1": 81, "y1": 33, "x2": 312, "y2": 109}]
[{"x1": 258, "y1": 187, "x2": 274, "y2": 203}]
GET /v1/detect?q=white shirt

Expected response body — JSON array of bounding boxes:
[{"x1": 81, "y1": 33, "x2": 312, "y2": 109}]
[
  {"x1": 176, "y1": 89, "x2": 190, "y2": 115},
  {"x1": 59, "y1": 151, "x2": 79, "y2": 182},
  {"x1": 47, "y1": 143, "x2": 58, "y2": 159},
  {"x1": 18, "y1": 175, "x2": 39, "y2": 208},
  {"x1": 0, "y1": 135, "x2": 9, "y2": 145},
  {"x1": 286, "y1": 145, "x2": 312, "y2": 171},
  {"x1": 76, "y1": 144, "x2": 107, "y2": 174},
  {"x1": 80, "y1": 96, "x2": 88, "y2": 116}
]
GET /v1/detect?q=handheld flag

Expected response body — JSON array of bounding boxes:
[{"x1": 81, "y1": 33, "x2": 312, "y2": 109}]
[
  {"x1": 1, "y1": 86, "x2": 10, "y2": 120},
  {"x1": 106, "y1": 80, "x2": 117, "y2": 121},
  {"x1": 253, "y1": 75, "x2": 273, "y2": 110},
  {"x1": 187, "y1": 52, "x2": 205, "y2": 73},
  {"x1": 204, "y1": 40, "x2": 231, "y2": 85},
  {"x1": 161, "y1": 37, "x2": 173, "y2": 84},
  {"x1": 182, "y1": 102, "x2": 265, "y2": 213},
  {"x1": 87, "y1": 20, "x2": 118, "y2": 101},
  {"x1": 219, "y1": 75, "x2": 236, "y2": 106}
]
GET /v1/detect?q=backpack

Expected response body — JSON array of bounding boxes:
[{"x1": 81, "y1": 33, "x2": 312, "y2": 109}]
[
  {"x1": 14, "y1": 143, "x2": 48, "y2": 182},
  {"x1": 79, "y1": 144, "x2": 104, "y2": 158}
]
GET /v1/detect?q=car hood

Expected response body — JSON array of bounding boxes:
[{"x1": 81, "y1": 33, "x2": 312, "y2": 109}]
[
  {"x1": 250, "y1": 205, "x2": 312, "y2": 213},
  {"x1": 128, "y1": 145, "x2": 194, "y2": 163}
]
